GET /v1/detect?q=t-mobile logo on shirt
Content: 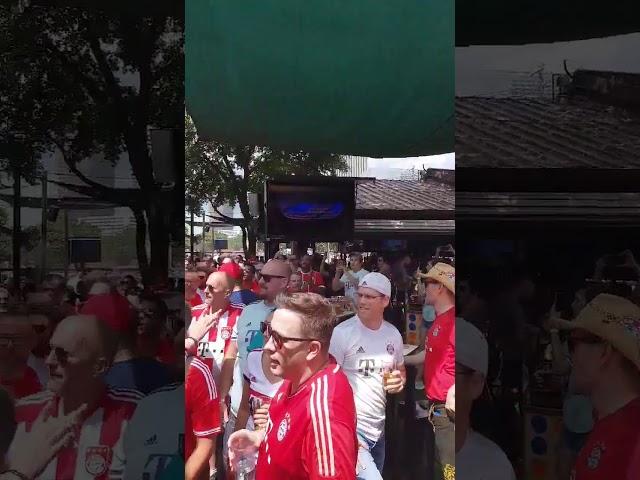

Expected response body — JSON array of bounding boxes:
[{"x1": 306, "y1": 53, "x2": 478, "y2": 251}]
[{"x1": 358, "y1": 358, "x2": 377, "y2": 377}]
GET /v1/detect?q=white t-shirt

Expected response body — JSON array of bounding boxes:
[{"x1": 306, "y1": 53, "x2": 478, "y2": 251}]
[
  {"x1": 122, "y1": 384, "x2": 184, "y2": 480},
  {"x1": 230, "y1": 301, "x2": 276, "y2": 415},
  {"x1": 339, "y1": 269, "x2": 370, "y2": 304},
  {"x1": 329, "y1": 315, "x2": 404, "y2": 442},
  {"x1": 457, "y1": 430, "x2": 516, "y2": 480},
  {"x1": 241, "y1": 349, "x2": 283, "y2": 431}
]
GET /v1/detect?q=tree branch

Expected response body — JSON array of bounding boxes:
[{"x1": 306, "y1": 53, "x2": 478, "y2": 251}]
[
  {"x1": 211, "y1": 206, "x2": 245, "y2": 228},
  {"x1": 48, "y1": 179, "x2": 143, "y2": 208}
]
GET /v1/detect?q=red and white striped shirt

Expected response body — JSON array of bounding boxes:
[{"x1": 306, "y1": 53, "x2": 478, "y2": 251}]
[
  {"x1": 191, "y1": 304, "x2": 240, "y2": 372},
  {"x1": 185, "y1": 356, "x2": 221, "y2": 459},
  {"x1": 11, "y1": 388, "x2": 141, "y2": 480},
  {"x1": 256, "y1": 358, "x2": 358, "y2": 479}
]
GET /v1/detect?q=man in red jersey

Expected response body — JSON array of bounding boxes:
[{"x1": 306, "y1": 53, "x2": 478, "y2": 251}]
[
  {"x1": 186, "y1": 271, "x2": 204, "y2": 308},
  {"x1": 228, "y1": 293, "x2": 358, "y2": 480},
  {"x1": 0, "y1": 309, "x2": 42, "y2": 399},
  {"x1": 9, "y1": 314, "x2": 141, "y2": 480},
  {"x1": 299, "y1": 255, "x2": 326, "y2": 295},
  {"x1": 555, "y1": 294, "x2": 640, "y2": 480},
  {"x1": 406, "y1": 261, "x2": 455, "y2": 480}
]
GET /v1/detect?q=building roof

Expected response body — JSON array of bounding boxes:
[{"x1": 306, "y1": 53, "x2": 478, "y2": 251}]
[
  {"x1": 456, "y1": 96, "x2": 640, "y2": 168},
  {"x1": 355, "y1": 178, "x2": 454, "y2": 215},
  {"x1": 354, "y1": 219, "x2": 454, "y2": 236}
]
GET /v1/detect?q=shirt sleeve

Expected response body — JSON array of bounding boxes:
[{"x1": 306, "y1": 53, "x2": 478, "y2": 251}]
[
  {"x1": 313, "y1": 272, "x2": 325, "y2": 287},
  {"x1": 187, "y1": 363, "x2": 222, "y2": 437},
  {"x1": 328, "y1": 329, "x2": 345, "y2": 366},
  {"x1": 301, "y1": 392, "x2": 357, "y2": 479},
  {"x1": 393, "y1": 330, "x2": 405, "y2": 367}
]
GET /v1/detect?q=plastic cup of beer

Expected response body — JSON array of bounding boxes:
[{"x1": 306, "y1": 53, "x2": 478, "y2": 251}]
[
  {"x1": 382, "y1": 360, "x2": 395, "y2": 387},
  {"x1": 251, "y1": 397, "x2": 265, "y2": 430}
]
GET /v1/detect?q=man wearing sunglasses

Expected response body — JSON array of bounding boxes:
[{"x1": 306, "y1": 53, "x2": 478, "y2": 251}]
[
  {"x1": 329, "y1": 272, "x2": 405, "y2": 480},
  {"x1": 554, "y1": 294, "x2": 640, "y2": 480},
  {"x1": 228, "y1": 293, "x2": 358, "y2": 479},
  {"x1": 218, "y1": 260, "x2": 291, "y2": 468},
  {"x1": 0, "y1": 311, "x2": 42, "y2": 400},
  {"x1": 11, "y1": 314, "x2": 141, "y2": 479},
  {"x1": 456, "y1": 318, "x2": 515, "y2": 480}
]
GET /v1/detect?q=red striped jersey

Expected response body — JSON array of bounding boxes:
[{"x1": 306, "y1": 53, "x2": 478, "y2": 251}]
[
  {"x1": 190, "y1": 304, "x2": 240, "y2": 372},
  {"x1": 256, "y1": 358, "x2": 358, "y2": 480},
  {"x1": 185, "y1": 356, "x2": 222, "y2": 460},
  {"x1": 0, "y1": 365, "x2": 42, "y2": 399},
  {"x1": 11, "y1": 387, "x2": 141, "y2": 480}
]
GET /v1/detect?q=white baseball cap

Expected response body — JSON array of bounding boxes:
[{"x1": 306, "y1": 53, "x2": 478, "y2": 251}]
[
  {"x1": 359, "y1": 272, "x2": 391, "y2": 297},
  {"x1": 456, "y1": 317, "x2": 488, "y2": 376}
]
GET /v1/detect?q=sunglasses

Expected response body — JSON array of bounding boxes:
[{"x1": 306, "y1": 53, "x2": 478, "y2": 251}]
[
  {"x1": 455, "y1": 362, "x2": 476, "y2": 376},
  {"x1": 260, "y1": 274, "x2": 285, "y2": 283},
  {"x1": 51, "y1": 346, "x2": 71, "y2": 365},
  {"x1": 260, "y1": 321, "x2": 317, "y2": 349},
  {"x1": 568, "y1": 334, "x2": 605, "y2": 353},
  {"x1": 32, "y1": 324, "x2": 47, "y2": 334},
  {"x1": 356, "y1": 292, "x2": 384, "y2": 301},
  {"x1": 0, "y1": 336, "x2": 29, "y2": 348}
]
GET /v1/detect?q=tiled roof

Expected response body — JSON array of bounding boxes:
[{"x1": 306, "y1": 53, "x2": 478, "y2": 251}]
[
  {"x1": 356, "y1": 179, "x2": 454, "y2": 212},
  {"x1": 456, "y1": 97, "x2": 640, "y2": 168},
  {"x1": 354, "y1": 219, "x2": 454, "y2": 235}
]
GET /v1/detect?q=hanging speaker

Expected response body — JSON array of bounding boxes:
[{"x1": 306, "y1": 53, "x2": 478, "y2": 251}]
[{"x1": 150, "y1": 128, "x2": 177, "y2": 183}]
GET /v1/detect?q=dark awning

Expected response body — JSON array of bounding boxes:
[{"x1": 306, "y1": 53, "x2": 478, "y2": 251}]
[{"x1": 186, "y1": 0, "x2": 453, "y2": 157}]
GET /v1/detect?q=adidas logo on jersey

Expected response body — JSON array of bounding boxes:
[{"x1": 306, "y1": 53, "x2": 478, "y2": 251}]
[
  {"x1": 145, "y1": 435, "x2": 157, "y2": 446},
  {"x1": 357, "y1": 346, "x2": 365, "y2": 353}
]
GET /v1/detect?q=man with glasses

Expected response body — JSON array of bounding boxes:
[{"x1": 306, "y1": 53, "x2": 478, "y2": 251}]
[
  {"x1": 555, "y1": 294, "x2": 640, "y2": 480},
  {"x1": 332, "y1": 253, "x2": 370, "y2": 306},
  {"x1": 228, "y1": 293, "x2": 358, "y2": 479},
  {"x1": 405, "y1": 262, "x2": 455, "y2": 480},
  {"x1": 11, "y1": 314, "x2": 141, "y2": 479},
  {"x1": 0, "y1": 310, "x2": 42, "y2": 399},
  {"x1": 218, "y1": 260, "x2": 291, "y2": 468},
  {"x1": 456, "y1": 318, "x2": 515, "y2": 480},
  {"x1": 329, "y1": 272, "x2": 405, "y2": 480}
]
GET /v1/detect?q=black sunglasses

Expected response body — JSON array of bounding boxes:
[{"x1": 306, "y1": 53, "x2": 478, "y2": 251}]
[
  {"x1": 260, "y1": 274, "x2": 285, "y2": 283},
  {"x1": 51, "y1": 346, "x2": 71, "y2": 365},
  {"x1": 568, "y1": 334, "x2": 604, "y2": 353},
  {"x1": 260, "y1": 322, "x2": 317, "y2": 349}
]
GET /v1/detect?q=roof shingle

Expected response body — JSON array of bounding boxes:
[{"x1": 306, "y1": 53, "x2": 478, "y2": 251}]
[
  {"x1": 456, "y1": 97, "x2": 640, "y2": 168},
  {"x1": 356, "y1": 179, "x2": 454, "y2": 212}
]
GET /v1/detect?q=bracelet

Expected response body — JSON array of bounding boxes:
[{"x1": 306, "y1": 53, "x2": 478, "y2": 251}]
[
  {"x1": 0, "y1": 470, "x2": 31, "y2": 480},
  {"x1": 186, "y1": 336, "x2": 199, "y2": 345}
]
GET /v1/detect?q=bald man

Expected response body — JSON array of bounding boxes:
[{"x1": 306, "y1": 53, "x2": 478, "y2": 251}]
[
  {"x1": 0, "y1": 311, "x2": 41, "y2": 399},
  {"x1": 10, "y1": 315, "x2": 142, "y2": 480}
]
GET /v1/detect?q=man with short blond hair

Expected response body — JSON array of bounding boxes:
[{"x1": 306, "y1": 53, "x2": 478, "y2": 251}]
[{"x1": 228, "y1": 293, "x2": 358, "y2": 479}]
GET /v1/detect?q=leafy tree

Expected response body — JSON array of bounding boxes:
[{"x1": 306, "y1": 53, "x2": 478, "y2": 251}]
[
  {"x1": 0, "y1": 3, "x2": 183, "y2": 286},
  {"x1": 185, "y1": 113, "x2": 347, "y2": 257}
]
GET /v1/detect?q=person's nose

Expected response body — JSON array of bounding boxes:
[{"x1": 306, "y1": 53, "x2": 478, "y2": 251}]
[
  {"x1": 263, "y1": 334, "x2": 276, "y2": 353},
  {"x1": 45, "y1": 349, "x2": 57, "y2": 367}
]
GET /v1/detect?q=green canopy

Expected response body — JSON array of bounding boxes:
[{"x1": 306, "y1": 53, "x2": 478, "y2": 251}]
[{"x1": 186, "y1": 0, "x2": 453, "y2": 157}]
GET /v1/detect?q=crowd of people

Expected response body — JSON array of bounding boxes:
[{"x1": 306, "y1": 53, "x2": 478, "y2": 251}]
[
  {"x1": 457, "y1": 248, "x2": 640, "y2": 479},
  {"x1": 0, "y1": 245, "x2": 457, "y2": 480}
]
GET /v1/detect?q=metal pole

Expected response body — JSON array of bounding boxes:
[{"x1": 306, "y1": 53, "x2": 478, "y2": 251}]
[
  {"x1": 40, "y1": 172, "x2": 47, "y2": 282},
  {"x1": 12, "y1": 169, "x2": 21, "y2": 287},
  {"x1": 63, "y1": 209, "x2": 69, "y2": 279},
  {"x1": 190, "y1": 210, "x2": 194, "y2": 258},
  {"x1": 201, "y1": 218, "x2": 206, "y2": 258}
]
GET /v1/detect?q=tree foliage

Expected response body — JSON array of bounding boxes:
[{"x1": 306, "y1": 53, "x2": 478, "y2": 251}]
[
  {"x1": 0, "y1": 3, "x2": 183, "y2": 285},
  {"x1": 185, "y1": 113, "x2": 347, "y2": 256}
]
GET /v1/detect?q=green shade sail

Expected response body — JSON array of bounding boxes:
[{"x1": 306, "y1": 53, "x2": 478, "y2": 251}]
[{"x1": 186, "y1": 0, "x2": 453, "y2": 157}]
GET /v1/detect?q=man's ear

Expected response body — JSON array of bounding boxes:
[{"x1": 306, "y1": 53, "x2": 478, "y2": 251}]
[
  {"x1": 306, "y1": 341, "x2": 323, "y2": 362},
  {"x1": 93, "y1": 356, "x2": 110, "y2": 377}
]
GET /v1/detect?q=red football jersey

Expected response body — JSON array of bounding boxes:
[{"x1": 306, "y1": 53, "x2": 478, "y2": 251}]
[
  {"x1": 0, "y1": 366, "x2": 42, "y2": 399},
  {"x1": 185, "y1": 356, "x2": 222, "y2": 460},
  {"x1": 256, "y1": 358, "x2": 357, "y2": 480},
  {"x1": 571, "y1": 397, "x2": 640, "y2": 480},
  {"x1": 424, "y1": 307, "x2": 455, "y2": 402},
  {"x1": 12, "y1": 388, "x2": 140, "y2": 480},
  {"x1": 299, "y1": 271, "x2": 325, "y2": 293},
  {"x1": 191, "y1": 304, "x2": 240, "y2": 372},
  {"x1": 189, "y1": 294, "x2": 203, "y2": 308}
]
